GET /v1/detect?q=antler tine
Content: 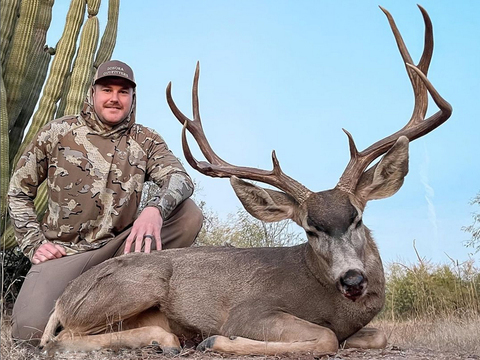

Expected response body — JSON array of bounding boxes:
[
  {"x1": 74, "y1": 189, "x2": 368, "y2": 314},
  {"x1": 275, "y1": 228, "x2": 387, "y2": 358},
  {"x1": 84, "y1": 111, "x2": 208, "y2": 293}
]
[
  {"x1": 169, "y1": 63, "x2": 312, "y2": 204},
  {"x1": 336, "y1": 7, "x2": 452, "y2": 194},
  {"x1": 167, "y1": 64, "x2": 225, "y2": 166},
  {"x1": 192, "y1": 62, "x2": 201, "y2": 124},
  {"x1": 181, "y1": 120, "x2": 203, "y2": 173},
  {"x1": 380, "y1": 5, "x2": 433, "y2": 127}
]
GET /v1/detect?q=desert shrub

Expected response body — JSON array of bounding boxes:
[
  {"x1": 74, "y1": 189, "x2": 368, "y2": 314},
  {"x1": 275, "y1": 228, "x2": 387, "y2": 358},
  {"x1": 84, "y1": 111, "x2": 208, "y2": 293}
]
[
  {"x1": 196, "y1": 206, "x2": 303, "y2": 248},
  {"x1": 1, "y1": 248, "x2": 30, "y2": 312},
  {"x1": 463, "y1": 191, "x2": 480, "y2": 253},
  {"x1": 381, "y1": 258, "x2": 479, "y2": 320}
]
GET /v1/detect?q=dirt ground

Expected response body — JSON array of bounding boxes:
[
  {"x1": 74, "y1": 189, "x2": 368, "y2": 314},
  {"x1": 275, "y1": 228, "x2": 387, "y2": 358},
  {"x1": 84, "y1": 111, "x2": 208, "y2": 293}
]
[
  {"x1": 122, "y1": 346, "x2": 474, "y2": 360},
  {"x1": 4, "y1": 343, "x2": 478, "y2": 360}
]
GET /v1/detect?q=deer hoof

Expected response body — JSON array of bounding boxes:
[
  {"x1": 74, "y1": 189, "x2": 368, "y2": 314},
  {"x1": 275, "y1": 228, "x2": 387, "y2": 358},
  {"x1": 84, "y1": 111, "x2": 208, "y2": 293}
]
[
  {"x1": 42, "y1": 341, "x2": 65, "y2": 356},
  {"x1": 162, "y1": 346, "x2": 181, "y2": 356},
  {"x1": 197, "y1": 336, "x2": 217, "y2": 352}
]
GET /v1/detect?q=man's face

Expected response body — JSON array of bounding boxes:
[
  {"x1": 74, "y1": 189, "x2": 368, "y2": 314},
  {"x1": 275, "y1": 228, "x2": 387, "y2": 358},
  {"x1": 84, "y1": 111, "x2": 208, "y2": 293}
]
[{"x1": 93, "y1": 77, "x2": 134, "y2": 126}]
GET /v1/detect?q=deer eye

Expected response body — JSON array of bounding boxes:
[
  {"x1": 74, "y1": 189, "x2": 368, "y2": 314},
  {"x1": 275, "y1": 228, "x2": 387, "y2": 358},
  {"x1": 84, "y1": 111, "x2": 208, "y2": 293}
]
[
  {"x1": 306, "y1": 230, "x2": 316, "y2": 237},
  {"x1": 355, "y1": 219, "x2": 363, "y2": 228}
]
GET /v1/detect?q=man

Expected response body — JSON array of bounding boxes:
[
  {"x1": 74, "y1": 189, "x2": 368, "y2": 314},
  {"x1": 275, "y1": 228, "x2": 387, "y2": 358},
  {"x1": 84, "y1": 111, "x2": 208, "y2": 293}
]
[{"x1": 7, "y1": 60, "x2": 203, "y2": 342}]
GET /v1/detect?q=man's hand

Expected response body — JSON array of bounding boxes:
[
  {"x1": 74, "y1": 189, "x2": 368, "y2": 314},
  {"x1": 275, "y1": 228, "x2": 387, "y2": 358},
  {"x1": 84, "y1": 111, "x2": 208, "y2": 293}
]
[
  {"x1": 124, "y1": 206, "x2": 163, "y2": 254},
  {"x1": 32, "y1": 242, "x2": 67, "y2": 264}
]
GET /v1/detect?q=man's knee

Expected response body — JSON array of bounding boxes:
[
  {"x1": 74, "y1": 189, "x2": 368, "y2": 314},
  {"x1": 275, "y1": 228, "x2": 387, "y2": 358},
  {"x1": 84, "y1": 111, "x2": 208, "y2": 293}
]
[
  {"x1": 185, "y1": 200, "x2": 204, "y2": 236},
  {"x1": 175, "y1": 199, "x2": 203, "y2": 246},
  {"x1": 11, "y1": 311, "x2": 45, "y2": 344},
  {"x1": 162, "y1": 199, "x2": 203, "y2": 249}
]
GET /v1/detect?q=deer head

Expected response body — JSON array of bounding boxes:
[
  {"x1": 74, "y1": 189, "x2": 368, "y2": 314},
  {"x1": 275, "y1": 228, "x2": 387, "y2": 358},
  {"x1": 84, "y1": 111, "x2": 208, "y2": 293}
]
[{"x1": 167, "y1": 6, "x2": 451, "y2": 301}]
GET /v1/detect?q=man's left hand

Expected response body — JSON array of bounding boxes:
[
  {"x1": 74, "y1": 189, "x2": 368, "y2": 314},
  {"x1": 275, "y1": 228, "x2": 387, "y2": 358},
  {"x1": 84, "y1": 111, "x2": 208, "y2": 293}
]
[{"x1": 124, "y1": 207, "x2": 163, "y2": 254}]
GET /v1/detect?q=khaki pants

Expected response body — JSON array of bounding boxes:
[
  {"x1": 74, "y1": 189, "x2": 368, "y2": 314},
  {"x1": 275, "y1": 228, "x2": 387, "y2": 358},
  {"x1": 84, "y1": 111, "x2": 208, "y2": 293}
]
[{"x1": 11, "y1": 199, "x2": 203, "y2": 343}]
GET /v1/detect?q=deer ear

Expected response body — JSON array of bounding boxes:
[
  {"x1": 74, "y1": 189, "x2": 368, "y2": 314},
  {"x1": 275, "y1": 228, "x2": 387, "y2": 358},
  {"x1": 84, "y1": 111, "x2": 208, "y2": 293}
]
[
  {"x1": 355, "y1": 136, "x2": 409, "y2": 202},
  {"x1": 230, "y1": 176, "x2": 298, "y2": 222}
]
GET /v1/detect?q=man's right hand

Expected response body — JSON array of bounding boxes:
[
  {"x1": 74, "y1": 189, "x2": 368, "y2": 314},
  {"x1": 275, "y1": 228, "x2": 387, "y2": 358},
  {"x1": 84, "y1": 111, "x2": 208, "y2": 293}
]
[{"x1": 32, "y1": 242, "x2": 67, "y2": 264}]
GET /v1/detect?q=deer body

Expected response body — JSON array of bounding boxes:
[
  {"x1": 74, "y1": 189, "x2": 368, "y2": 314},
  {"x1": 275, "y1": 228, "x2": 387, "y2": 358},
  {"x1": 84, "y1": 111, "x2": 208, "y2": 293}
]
[
  {"x1": 47, "y1": 239, "x2": 384, "y2": 353},
  {"x1": 40, "y1": 6, "x2": 451, "y2": 356}
]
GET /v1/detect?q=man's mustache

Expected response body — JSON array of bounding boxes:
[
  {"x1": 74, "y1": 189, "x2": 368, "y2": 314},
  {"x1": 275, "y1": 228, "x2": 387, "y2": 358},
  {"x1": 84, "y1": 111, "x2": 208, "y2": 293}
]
[{"x1": 104, "y1": 103, "x2": 122, "y2": 109}]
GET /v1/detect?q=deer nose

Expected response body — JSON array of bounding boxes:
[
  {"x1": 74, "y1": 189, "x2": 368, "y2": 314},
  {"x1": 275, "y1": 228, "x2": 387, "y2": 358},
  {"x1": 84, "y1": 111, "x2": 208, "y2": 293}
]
[
  {"x1": 339, "y1": 269, "x2": 367, "y2": 301},
  {"x1": 341, "y1": 269, "x2": 365, "y2": 287}
]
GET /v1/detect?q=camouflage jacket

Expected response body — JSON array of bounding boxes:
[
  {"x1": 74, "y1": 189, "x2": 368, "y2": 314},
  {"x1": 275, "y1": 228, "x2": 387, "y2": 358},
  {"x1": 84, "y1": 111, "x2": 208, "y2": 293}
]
[{"x1": 8, "y1": 87, "x2": 194, "y2": 261}]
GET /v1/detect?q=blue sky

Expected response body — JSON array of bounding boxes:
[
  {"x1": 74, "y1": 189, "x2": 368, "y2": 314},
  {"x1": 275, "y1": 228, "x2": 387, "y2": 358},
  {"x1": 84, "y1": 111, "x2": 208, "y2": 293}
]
[{"x1": 47, "y1": 1, "x2": 479, "y2": 265}]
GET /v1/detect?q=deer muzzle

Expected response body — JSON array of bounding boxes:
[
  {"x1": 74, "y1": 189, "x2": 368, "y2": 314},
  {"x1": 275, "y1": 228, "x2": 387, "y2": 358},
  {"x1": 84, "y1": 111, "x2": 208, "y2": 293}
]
[{"x1": 338, "y1": 269, "x2": 367, "y2": 302}]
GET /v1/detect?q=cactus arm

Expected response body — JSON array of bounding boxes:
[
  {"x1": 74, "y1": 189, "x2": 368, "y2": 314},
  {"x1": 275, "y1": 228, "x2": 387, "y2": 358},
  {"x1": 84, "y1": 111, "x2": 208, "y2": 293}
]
[
  {"x1": 1, "y1": 68, "x2": 10, "y2": 237},
  {"x1": 0, "y1": 0, "x2": 20, "y2": 242},
  {"x1": 56, "y1": 57, "x2": 76, "y2": 119},
  {"x1": 5, "y1": 0, "x2": 54, "y2": 138},
  {"x1": 9, "y1": 47, "x2": 53, "y2": 166},
  {"x1": 0, "y1": 0, "x2": 21, "y2": 69},
  {"x1": 15, "y1": 0, "x2": 55, "y2": 121},
  {"x1": 56, "y1": 0, "x2": 103, "y2": 118},
  {"x1": 87, "y1": 0, "x2": 102, "y2": 15},
  {"x1": 13, "y1": 0, "x2": 86, "y2": 167},
  {"x1": 93, "y1": 0, "x2": 119, "y2": 72},
  {"x1": 55, "y1": 69, "x2": 72, "y2": 119},
  {"x1": 63, "y1": 16, "x2": 100, "y2": 116},
  {"x1": 4, "y1": 0, "x2": 40, "y2": 129}
]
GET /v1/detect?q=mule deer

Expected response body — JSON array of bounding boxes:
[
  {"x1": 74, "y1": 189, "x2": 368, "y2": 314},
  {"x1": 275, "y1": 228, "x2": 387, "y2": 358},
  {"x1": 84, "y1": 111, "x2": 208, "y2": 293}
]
[{"x1": 40, "y1": 6, "x2": 451, "y2": 356}]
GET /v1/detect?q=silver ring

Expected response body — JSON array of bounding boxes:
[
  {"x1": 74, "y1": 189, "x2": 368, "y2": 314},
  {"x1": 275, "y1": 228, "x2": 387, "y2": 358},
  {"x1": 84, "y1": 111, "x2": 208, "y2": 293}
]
[{"x1": 143, "y1": 234, "x2": 155, "y2": 240}]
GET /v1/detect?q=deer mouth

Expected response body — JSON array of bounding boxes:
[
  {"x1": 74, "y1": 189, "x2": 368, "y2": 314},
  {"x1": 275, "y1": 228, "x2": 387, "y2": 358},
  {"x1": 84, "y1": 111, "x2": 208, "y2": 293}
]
[
  {"x1": 342, "y1": 286, "x2": 365, "y2": 302},
  {"x1": 338, "y1": 269, "x2": 367, "y2": 302}
]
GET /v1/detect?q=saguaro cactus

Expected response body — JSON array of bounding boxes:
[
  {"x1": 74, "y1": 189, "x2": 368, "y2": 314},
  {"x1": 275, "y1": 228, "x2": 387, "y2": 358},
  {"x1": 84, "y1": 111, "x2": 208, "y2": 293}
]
[{"x1": 1, "y1": 0, "x2": 120, "y2": 249}]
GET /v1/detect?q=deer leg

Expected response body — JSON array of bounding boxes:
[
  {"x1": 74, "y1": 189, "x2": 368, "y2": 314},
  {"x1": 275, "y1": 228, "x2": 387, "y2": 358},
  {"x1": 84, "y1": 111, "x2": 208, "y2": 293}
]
[
  {"x1": 44, "y1": 325, "x2": 181, "y2": 355},
  {"x1": 342, "y1": 327, "x2": 387, "y2": 349},
  {"x1": 122, "y1": 307, "x2": 172, "y2": 330},
  {"x1": 198, "y1": 313, "x2": 338, "y2": 356}
]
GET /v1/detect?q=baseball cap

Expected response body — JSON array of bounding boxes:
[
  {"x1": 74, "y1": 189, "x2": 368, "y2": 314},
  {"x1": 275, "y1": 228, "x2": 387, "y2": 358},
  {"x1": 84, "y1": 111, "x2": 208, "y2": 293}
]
[{"x1": 93, "y1": 60, "x2": 136, "y2": 88}]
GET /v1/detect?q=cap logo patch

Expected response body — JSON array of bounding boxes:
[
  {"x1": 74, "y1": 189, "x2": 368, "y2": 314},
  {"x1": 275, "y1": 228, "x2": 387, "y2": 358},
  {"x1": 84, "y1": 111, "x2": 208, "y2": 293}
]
[{"x1": 103, "y1": 66, "x2": 129, "y2": 79}]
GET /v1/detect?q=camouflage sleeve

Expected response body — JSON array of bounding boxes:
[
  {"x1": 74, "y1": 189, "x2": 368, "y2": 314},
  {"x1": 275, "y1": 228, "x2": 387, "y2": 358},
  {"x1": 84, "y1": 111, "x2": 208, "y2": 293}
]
[
  {"x1": 144, "y1": 130, "x2": 194, "y2": 220},
  {"x1": 7, "y1": 136, "x2": 49, "y2": 260}
]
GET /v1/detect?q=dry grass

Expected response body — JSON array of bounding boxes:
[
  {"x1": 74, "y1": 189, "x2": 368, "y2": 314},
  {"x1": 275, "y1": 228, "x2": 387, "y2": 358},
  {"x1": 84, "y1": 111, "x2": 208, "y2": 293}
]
[
  {"x1": 375, "y1": 315, "x2": 480, "y2": 354},
  {"x1": 2, "y1": 313, "x2": 480, "y2": 360},
  {"x1": 381, "y1": 257, "x2": 479, "y2": 321}
]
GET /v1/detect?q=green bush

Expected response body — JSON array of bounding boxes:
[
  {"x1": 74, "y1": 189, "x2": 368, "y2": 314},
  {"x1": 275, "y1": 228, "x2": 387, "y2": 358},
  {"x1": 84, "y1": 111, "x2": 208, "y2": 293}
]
[{"x1": 381, "y1": 258, "x2": 479, "y2": 320}]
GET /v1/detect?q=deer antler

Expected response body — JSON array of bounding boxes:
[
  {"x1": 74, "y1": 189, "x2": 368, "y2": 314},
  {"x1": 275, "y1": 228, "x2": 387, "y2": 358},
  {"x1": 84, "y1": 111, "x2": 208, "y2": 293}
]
[
  {"x1": 336, "y1": 5, "x2": 452, "y2": 194},
  {"x1": 166, "y1": 62, "x2": 313, "y2": 204}
]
